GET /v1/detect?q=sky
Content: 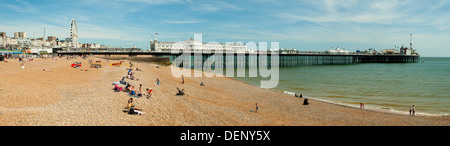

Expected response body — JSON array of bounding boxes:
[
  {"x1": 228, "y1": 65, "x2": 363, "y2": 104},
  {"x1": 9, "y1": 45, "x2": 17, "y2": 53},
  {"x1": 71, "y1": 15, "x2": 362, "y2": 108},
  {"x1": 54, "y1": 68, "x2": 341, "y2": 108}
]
[{"x1": 0, "y1": 0, "x2": 449, "y2": 57}]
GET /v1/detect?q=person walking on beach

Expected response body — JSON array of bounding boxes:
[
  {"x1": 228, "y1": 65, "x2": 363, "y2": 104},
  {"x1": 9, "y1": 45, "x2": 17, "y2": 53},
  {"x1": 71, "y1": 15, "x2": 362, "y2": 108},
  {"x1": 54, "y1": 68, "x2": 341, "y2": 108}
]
[
  {"x1": 255, "y1": 103, "x2": 259, "y2": 113},
  {"x1": 409, "y1": 109, "x2": 412, "y2": 116},
  {"x1": 156, "y1": 78, "x2": 160, "y2": 86},
  {"x1": 181, "y1": 75, "x2": 185, "y2": 84},
  {"x1": 412, "y1": 105, "x2": 416, "y2": 116},
  {"x1": 139, "y1": 84, "x2": 142, "y2": 94}
]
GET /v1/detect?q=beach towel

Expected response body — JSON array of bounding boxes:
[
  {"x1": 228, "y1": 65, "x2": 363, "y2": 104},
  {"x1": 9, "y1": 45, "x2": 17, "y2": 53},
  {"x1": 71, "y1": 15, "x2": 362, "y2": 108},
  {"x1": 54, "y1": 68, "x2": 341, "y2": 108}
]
[
  {"x1": 134, "y1": 110, "x2": 145, "y2": 115},
  {"x1": 129, "y1": 108, "x2": 145, "y2": 115},
  {"x1": 114, "y1": 85, "x2": 123, "y2": 92},
  {"x1": 112, "y1": 82, "x2": 121, "y2": 85}
]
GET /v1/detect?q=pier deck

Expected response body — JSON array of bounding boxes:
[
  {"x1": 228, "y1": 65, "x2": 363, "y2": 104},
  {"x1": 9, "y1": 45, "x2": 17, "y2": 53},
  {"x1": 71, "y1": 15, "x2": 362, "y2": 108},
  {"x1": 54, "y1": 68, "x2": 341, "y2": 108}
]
[{"x1": 57, "y1": 51, "x2": 420, "y2": 67}]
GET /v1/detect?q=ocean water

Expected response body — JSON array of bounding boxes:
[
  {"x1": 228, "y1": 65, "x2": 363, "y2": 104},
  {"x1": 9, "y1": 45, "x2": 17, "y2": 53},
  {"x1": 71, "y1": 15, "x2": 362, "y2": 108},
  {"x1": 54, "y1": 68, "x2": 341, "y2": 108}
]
[{"x1": 233, "y1": 57, "x2": 450, "y2": 116}]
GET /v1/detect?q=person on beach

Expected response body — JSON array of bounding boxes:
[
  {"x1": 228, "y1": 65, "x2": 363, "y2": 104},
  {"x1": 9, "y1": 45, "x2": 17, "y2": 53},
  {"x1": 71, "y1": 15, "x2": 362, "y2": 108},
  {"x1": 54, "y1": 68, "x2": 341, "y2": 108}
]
[
  {"x1": 146, "y1": 88, "x2": 153, "y2": 99},
  {"x1": 129, "y1": 89, "x2": 136, "y2": 96},
  {"x1": 303, "y1": 98, "x2": 309, "y2": 105},
  {"x1": 182, "y1": 75, "x2": 185, "y2": 84},
  {"x1": 120, "y1": 77, "x2": 127, "y2": 84},
  {"x1": 114, "y1": 84, "x2": 123, "y2": 92},
  {"x1": 127, "y1": 85, "x2": 135, "y2": 93},
  {"x1": 156, "y1": 78, "x2": 160, "y2": 86},
  {"x1": 255, "y1": 103, "x2": 259, "y2": 113},
  {"x1": 200, "y1": 82, "x2": 205, "y2": 86},
  {"x1": 176, "y1": 87, "x2": 185, "y2": 96},
  {"x1": 139, "y1": 84, "x2": 142, "y2": 94},
  {"x1": 125, "y1": 83, "x2": 130, "y2": 92},
  {"x1": 412, "y1": 105, "x2": 415, "y2": 116},
  {"x1": 127, "y1": 98, "x2": 136, "y2": 110},
  {"x1": 127, "y1": 98, "x2": 144, "y2": 115},
  {"x1": 409, "y1": 109, "x2": 412, "y2": 115}
]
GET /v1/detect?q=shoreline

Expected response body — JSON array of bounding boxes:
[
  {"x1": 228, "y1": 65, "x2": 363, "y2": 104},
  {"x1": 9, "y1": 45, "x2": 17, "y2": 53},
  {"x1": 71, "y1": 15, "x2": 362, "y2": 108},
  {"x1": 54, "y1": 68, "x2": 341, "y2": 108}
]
[{"x1": 279, "y1": 90, "x2": 447, "y2": 117}]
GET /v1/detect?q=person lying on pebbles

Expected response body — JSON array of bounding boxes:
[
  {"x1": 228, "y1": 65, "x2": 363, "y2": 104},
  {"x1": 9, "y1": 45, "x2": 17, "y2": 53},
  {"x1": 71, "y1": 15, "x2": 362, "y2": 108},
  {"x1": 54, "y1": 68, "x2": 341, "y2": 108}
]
[{"x1": 176, "y1": 87, "x2": 185, "y2": 96}]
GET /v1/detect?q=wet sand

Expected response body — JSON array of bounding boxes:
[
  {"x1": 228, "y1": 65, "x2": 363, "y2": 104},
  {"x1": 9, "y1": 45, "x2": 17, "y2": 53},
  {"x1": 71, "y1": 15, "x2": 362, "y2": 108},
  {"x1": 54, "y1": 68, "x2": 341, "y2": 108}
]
[{"x1": 0, "y1": 57, "x2": 448, "y2": 126}]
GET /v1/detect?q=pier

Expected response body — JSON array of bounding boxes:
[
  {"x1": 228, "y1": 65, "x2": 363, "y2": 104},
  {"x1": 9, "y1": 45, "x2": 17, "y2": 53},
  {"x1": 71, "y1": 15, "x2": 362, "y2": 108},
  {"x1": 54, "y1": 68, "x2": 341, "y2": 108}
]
[{"x1": 57, "y1": 51, "x2": 420, "y2": 67}]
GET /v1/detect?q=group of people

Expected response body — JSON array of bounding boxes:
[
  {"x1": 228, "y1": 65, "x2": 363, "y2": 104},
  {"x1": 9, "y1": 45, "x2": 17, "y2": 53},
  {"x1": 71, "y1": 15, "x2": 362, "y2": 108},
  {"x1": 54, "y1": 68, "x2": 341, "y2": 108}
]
[
  {"x1": 112, "y1": 62, "x2": 156, "y2": 115},
  {"x1": 127, "y1": 68, "x2": 138, "y2": 81},
  {"x1": 115, "y1": 62, "x2": 171, "y2": 115},
  {"x1": 1, "y1": 53, "x2": 14, "y2": 59},
  {"x1": 294, "y1": 93, "x2": 309, "y2": 105}
]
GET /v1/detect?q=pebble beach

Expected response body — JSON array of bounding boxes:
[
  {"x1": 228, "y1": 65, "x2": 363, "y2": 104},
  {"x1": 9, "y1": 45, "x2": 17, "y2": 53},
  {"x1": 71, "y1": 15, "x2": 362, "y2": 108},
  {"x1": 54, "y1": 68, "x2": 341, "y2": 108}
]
[{"x1": 0, "y1": 57, "x2": 448, "y2": 126}]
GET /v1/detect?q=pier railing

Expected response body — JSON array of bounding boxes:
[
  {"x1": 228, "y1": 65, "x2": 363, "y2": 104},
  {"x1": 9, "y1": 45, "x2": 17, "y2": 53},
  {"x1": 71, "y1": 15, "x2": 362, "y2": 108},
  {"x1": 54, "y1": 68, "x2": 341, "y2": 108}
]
[{"x1": 57, "y1": 49, "x2": 419, "y2": 56}]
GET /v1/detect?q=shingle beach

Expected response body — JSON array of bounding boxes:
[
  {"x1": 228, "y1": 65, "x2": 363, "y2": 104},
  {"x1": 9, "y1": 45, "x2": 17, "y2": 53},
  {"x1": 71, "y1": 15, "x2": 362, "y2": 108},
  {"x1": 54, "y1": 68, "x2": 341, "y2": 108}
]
[{"x1": 0, "y1": 57, "x2": 448, "y2": 126}]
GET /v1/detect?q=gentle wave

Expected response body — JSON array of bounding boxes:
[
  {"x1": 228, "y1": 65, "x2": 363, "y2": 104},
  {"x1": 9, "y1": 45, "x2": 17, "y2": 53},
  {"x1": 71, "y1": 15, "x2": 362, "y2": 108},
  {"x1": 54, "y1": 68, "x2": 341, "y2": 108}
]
[{"x1": 281, "y1": 90, "x2": 448, "y2": 116}]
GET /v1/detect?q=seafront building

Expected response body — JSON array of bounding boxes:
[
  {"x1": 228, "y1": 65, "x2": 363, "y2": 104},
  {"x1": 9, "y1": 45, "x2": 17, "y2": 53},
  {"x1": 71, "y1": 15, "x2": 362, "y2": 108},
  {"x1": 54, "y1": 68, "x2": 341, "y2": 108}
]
[
  {"x1": 0, "y1": 19, "x2": 138, "y2": 55},
  {"x1": 150, "y1": 38, "x2": 249, "y2": 53},
  {"x1": 14, "y1": 32, "x2": 26, "y2": 38}
]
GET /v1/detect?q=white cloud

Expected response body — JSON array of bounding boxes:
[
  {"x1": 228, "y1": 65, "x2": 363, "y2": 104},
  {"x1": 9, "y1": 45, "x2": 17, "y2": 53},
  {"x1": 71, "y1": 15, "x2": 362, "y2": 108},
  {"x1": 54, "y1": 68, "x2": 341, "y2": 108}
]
[
  {"x1": 0, "y1": 1, "x2": 37, "y2": 13},
  {"x1": 164, "y1": 20, "x2": 202, "y2": 24},
  {"x1": 430, "y1": 0, "x2": 449, "y2": 11},
  {"x1": 121, "y1": 0, "x2": 185, "y2": 5},
  {"x1": 277, "y1": 0, "x2": 413, "y2": 24},
  {"x1": 188, "y1": 1, "x2": 242, "y2": 12}
]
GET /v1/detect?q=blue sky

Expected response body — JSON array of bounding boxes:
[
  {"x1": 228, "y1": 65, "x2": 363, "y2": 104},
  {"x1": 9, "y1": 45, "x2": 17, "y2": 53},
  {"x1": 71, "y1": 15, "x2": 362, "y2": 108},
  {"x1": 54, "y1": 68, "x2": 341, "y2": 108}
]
[{"x1": 1, "y1": 0, "x2": 449, "y2": 57}]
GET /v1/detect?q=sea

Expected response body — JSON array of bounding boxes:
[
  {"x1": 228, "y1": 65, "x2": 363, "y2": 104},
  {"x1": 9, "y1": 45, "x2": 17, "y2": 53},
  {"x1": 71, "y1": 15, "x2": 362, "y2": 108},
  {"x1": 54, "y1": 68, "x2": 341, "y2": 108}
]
[{"x1": 233, "y1": 57, "x2": 450, "y2": 116}]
